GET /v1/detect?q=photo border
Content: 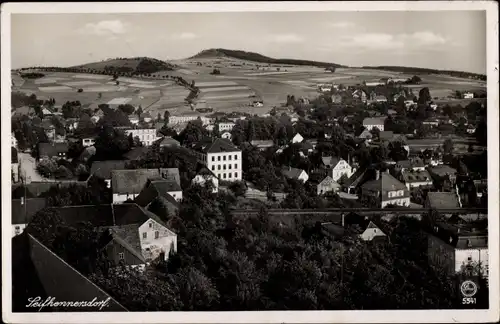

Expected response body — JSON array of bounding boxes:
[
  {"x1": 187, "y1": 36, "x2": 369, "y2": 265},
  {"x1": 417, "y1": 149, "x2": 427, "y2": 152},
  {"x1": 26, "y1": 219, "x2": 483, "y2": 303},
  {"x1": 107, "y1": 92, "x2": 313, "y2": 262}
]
[{"x1": 2, "y1": 1, "x2": 498, "y2": 323}]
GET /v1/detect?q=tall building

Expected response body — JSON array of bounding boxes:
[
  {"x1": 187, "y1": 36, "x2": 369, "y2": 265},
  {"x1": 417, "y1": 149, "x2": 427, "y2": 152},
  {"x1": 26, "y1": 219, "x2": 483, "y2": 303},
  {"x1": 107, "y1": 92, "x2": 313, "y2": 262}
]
[{"x1": 190, "y1": 138, "x2": 242, "y2": 182}]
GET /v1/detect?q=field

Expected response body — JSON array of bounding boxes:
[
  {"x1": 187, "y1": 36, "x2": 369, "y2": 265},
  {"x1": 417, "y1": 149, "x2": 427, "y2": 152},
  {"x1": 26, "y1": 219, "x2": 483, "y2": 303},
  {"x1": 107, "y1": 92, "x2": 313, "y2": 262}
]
[{"x1": 12, "y1": 54, "x2": 487, "y2": 117}]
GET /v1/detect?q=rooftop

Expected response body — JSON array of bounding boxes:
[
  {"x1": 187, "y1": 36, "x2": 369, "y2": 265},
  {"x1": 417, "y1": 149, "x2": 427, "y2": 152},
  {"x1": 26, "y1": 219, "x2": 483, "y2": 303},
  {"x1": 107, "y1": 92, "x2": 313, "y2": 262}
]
[
  {"x1": 90, "y1": 160, "x2": 127, "y2": 180},
  {"x1": 111, "y1": 168, "x2": 180, "y2": 195},
  {"x1": 426, "y1": 192, "x2": 461, "y2": 209},
  {"x1": 191, "y1": 138, "x2": 240, "y2": 154},
  {"x1": 363, "y1": 117, "x2": 387, "y2": 126}
]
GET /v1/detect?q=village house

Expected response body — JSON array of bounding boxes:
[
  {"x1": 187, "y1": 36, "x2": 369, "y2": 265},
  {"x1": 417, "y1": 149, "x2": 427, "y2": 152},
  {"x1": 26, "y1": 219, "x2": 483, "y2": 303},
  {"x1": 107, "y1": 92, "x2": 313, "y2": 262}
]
[
  {"x1": 427, "y1": 221, "x2": 488, "y2": 276},
  {"x1": 218, "y1": 121, "x2": 236, "y2": 132},
  {"x1": 357, "y1": 128, "x2": 373, "y2": 142},
  {"x1": 111, "y1": 168, "x2": 181, "y2": 204},
  {"x1": 363, "y1": 117, "x2": 387, "y2": 132},
  {"x1": 123, "y1": 147, "x2": 151, "y2": 161},
  {"x1": 129, "y1": 115, "x2": 140, "y2": 125},
  {"x1": 141, "y1": 112, "x2": 153, "y2": 123},
  {"x1": 466, "y1": 125, "x2": 476, "y2": 134},
  {"x1": 291, "y1": 133, "x2": 304, "y2": 144},
  {"x1": 331, "y1": 94, "x2": 343, "y2": 104},
  {"x1": 321, "y1": 213, "x2": 388, "y2": 242},
  {"x1": 352, "y1": 89, "x2": 367, "y2": 103},
  {"x1": 154, "y1": 136, "x2": 181, "y2": 149},
  {"x1": 399, "y1": 169, "x2": 433, "y2": 190},
  {"x1": 394, "y1": 157, "x2": 426, "y2": 172},
  {"x1": 11, "y1": 197, "x2": 47, "y2": 237},
  {"x1": 12, "y1": 147, "x2": 20, "y2": 183},
  {"x1": 317, "y1": 176, "x2": 341, "y2": 196},
  {"x1": 322, "y1": 156, "x2": 353, "y2": 182},
  {"x1": 134, "y1": 177, "x2": 183, "y2": 205},
  {"x1": 463, "y1": 92, "x2": 474, "y2": 99},
  {"x1": 343, "y1": 168, "x2": 372, "y2": 195},
  {"x1": 169, "y1": 113, "x2": 210, "y2": 126},
  {"x1": 360, "y1": 170, "x2": 410, "y2": 208},
  {"x1": 422, "y1": 118, "x2": 440, "y2": 127},
  {"x1": 124, "y1": 127, "x2": 160, "y2": 146},
  {"x1": 90, "y1": 160, "x2": 127, "y2": 188},
  {"x1": 190, "y1": 138, "x2": 243, "y2": 182},
  {"x1": 425, "y1": 192, "x2": 462, "y2": 209},
  {"x1": 282, "y1": 167, "x2": 309, "y2": 183},
  {"x1": 81, "y1": 136, "x2": 96, "y2": 147},
  {"x1": 427, "y1": 165, "x2": 458, "y2": 190},
  {"x1": 221, "y1": 131, "x2": 232, "y2": 140},
  {"x1": 37, "y1": 142, "x2": 69, "y2": 161},
  {"x1": 250, "y1": 140, "x2": 274, "y2": 151},
  {"x1": 191, "y1": 164, "x2": 219, "y2": 193}
]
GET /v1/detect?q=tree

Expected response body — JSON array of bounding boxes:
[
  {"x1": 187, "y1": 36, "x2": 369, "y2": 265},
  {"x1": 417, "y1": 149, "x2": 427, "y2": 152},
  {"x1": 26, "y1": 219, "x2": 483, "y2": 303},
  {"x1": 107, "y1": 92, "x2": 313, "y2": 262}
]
[
  {"x1": 118, "y1": 104, "x2": 135, "y2": 115},
  {"x1": 157, "y1": 112, "x2": 162, "y2": 121},
  {"x1": 36, "y1": 159, "x2": 58, "y2": 178},
  {"x1": 418, "y1": 87, "x2": 431, "y2": 104},
  {"x1": 228, "y1": 181, "x2": 247, "y2": 197},
  {"x1": 443, "y1": 138, "x2": 454, "y2": 155},
  {"x1": 136, "y1": 106, "x2": 143, "y2": 118}
]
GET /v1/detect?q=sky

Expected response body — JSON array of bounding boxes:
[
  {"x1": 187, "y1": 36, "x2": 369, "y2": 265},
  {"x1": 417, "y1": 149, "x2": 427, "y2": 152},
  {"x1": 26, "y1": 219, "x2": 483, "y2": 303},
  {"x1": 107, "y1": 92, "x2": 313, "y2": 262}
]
[{"x1": 11, "y1": 11, "x2": 486, "y2": 74}]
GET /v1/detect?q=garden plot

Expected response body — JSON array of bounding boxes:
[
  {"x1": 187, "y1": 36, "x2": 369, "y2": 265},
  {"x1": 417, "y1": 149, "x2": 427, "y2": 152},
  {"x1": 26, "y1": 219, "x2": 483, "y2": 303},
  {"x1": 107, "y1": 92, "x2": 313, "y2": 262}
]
[
  {"x1": 61, "y1": 80, "x2": 100, "y2": 87},
  {"x1": 309, "y1": 76, "x2": 353, "y2": 82},
  {"x1": 201, "y1": 86, "x2": 250, "y2": 92},
  {"x1": 139, "y1": 89, "x2": 162, "y2": 97},
  {"x1": 83, "y1": 85, "x2": 123, "y2": 92},
  {"x1": 107, "y1": 97, "x2": 132, "y2": 105},
  {"x1": 72, "y1": 74, "x2": 109, "y2": 80},
  {"x1": 196, "y1": 81, "x2": 239, "y2": 88},
  {"x1": 128, "y1": 83, "x2": 158, "y2": 89},
  {"x1": 118, "y1": 77, "x2": 155, "y2": 84},
  {"x1": 38, "y1": 85, "x2": 73, "y2": 92},
  {"x1": 245, "y1": 71, "x2": 296, "y2": 76},
  {"x1": 203, "y1": 91, "x2": 255, "y2": 100},
  {"x1": 34, "y1": 77, "x2": 69, "y2": 84}
]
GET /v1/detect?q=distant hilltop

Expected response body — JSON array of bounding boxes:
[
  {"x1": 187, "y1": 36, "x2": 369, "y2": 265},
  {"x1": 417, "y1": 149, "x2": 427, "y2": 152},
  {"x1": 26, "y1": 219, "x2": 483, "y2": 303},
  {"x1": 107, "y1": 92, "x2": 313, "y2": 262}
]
[
  {"x1": 189, "y1": 48, "x2": 345, "y2": 69},
  {"x1": 361, "y1": 65, "x2": 486, "y2": 81}
]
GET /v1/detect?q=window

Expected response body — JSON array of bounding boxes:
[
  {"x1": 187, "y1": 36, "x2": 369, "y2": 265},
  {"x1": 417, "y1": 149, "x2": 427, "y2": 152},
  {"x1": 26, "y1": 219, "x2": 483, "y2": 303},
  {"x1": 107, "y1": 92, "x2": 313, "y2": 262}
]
[
  {"x1": 229, "y1": 155, "x2": 232, "y2": 161},
  {"x1": 229, "y1": 173, "x2": 232, "y2": 178},
  {"x1": 143, "y1": 232, "x2": 147, "y2": 239},
  {"x1": 223, "y1": 165, "x2": 226, "y2": 170},
  {"x1": 118, "y1": 252, "x2": 124, "y2": 260},
  {"x1": 223, "y1": 173, "x2": 227, "y2": 179},
  {"x1": 229, "y1": 164, "x2": 232, "y2": 170},
  {"x1": 218, "y1": 165, "x2": 221, "y2": 170},
  {"x1": 234, "y1": 172, "x2": 238, "y2": 178},
  {"x1": 149, "y1": 223, "x2": 152, "y2": 228},
  {"x1": 234, "y1": 163, "x2": 237, "y2": 169},
  {"x1": 468, "y1": 256, "x2": 472, "y2": 262},
  {"x1": 155, "y1": 231, "x2": 159, "y2": 239},
  {"x1": 218, "y1": 156, "x2": 221, "y2": 161},
  {"x1": 223, "y1": 156, "x2": 226, "y2": 161},
  {"x1": 234, "y1": 154, "x2": 237, "y2": 160},
  {"x1": 212, "y1": 156, "x2": 215, "y2": 162},
  {"x1": 211, "y1": 165, "x2": 215, "y2": 171}
]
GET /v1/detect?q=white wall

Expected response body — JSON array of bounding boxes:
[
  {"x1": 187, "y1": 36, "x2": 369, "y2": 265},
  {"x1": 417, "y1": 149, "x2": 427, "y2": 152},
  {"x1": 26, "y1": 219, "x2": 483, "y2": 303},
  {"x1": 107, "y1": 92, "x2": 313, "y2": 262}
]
[
  {"x1": 139, "y1": 219, "x2": 177, "y2": 261},
  {"x1": 381, "y1": 197, "x2": 410, "y2": 208},
  {"x1": 112, "y1": 193, "x2": 139, "y2": 204},
  {"x1": 192, "y1": 175, "x2": 219, "y2": 193},
  {"x1": 331, "y1": 161, "x2": 352, "y2": 182},
  {"x1": 124, "y1": 129, "x2": 159, "y2": 146},
  {"x1": 292, "y1": 134, "x2": 304, "y2": 143},
  {"x1": 364, "y1": 124, "x2": 384, "y2": 132},
  {"x1": 206, "y1": 151, "x2": 242, "y2": 182},
  {"x1": 298, "y1": 171, "x2": 309, "y2": 183},
  {"x1": 168, "y1": 190, "x2": 183, "y2": 202},
  {"x1": 360, "y1": 227, "x2": 386, "y2": 241}
]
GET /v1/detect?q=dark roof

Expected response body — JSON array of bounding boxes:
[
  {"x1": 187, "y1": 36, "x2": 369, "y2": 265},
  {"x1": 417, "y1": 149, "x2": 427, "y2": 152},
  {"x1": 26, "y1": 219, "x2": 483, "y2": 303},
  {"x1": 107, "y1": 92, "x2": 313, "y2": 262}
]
[
  {"x1": 90, "y1": 160, "x2": 127, "y2": 179},
  {"x1": 191, "y1": 138, "x2": 240, "y2": 154},
  {"x1": 363, "y1": 117, "x2": 386, "y2": 126},
  {"x1": 12, "y1": 181, "x2": 88, "y2": 199},
  {"x1": 428, "y1": 165, "x2": 458, "y2": 177},
  {"x1": 344, "y1": 168, "x2": 372, "y2": 189},
  {"x1": 12, "y1": 147, "x2": 18, "y2": 163},
  {"x1": 282, "y1": 167, "x2": 306, "y2": 179},
  {"x1": 134, "y1": 181, "x2": 180, "y2": 210},
  {"x1": 150, "y1": 179, "x2": 182, "y2": 193},
  {"x1": 322, "y1": 156, "x2": 341, "y2": 168},
  {"x1": 401, "y1": 170, "x2": 432, "y2": 183},
  {"x1": 123, "y1": 146, "x2": 150, "y2": 161},
  {"x1": 38, "y1": 143, "x2": 69, "y2": 158},
  {"x1": 426, "y1": 192, "x2": 461, "y2": 209},
  {"x1": 433, "y1": 222, "x2": 488, "y2": 249},
  {"x1": 48, "y1": 205, "x2": 115, "y2": 227},
  {"x1": 196, "y1": 164, "x2": 217, "y2": 178},
  {"x1": 12, "y1": 198, "x2": 47, "y2": 224},
  {"x1": 379, "y1": 131, "x2": 394, "y2": 141},
  {"x1": 156, "y1": 136, "x2": 180, "y2": 147},
  {"x1": 362, "y1": 172, "x2": 409, "y2": 201},
  {"x1": 111, "y1": 168, "x2": 180, "y2": 195}
]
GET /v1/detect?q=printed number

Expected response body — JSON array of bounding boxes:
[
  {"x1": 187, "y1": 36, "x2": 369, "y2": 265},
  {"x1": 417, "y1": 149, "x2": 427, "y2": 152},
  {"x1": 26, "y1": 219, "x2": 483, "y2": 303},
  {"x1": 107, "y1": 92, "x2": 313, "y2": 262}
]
[{"x1": 462, "y1": 297, "x2": 477, "y2": 305}]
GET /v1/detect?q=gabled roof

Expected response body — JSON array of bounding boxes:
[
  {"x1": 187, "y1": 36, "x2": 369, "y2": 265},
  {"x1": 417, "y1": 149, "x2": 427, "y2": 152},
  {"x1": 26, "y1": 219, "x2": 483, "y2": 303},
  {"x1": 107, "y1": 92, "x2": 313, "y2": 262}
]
[
  {"x1": 195, "y1": 164, "x2": 217, "y2": 178},
  {"x1": 363, "y1": 117, "x2": 387, "y2": 126},
  {"x1": 90, "y1": 160, "x2": 127, "y2": 180},
  {"x1": 38, "y1": 142, "x2": 69, "y2": 157},
  {"x1": 48, "y1": 205, "x2": 115, "y2": 227},
  {"x1": 426, "y1": 192, "x2": 461, "y2": 209},
  {"x1": 322, "y1": 156, "x2": 341, "y2": 168},
  {"x1": 318, "y1": 176, "x2": 340, "y2": 187},
  {"x1": 191, "y1": 138, "x2": 240, "y2": 154},
  {"x1": 282, "y1": 167, "x2": 306, "y2": 179},
  {"x1": 428, "y1": 165, "x2": 458, "y2": 177},
  {"x1": 433, "y1": 221, "x2": 488, "y2": 249},
  {"x1": 401, "y1": 170, "x2": 432, "y2": 183},
  {"x1": 134, "y1": 182, "x2": 180, "y2": 211},
  {"x1": 111, "y1": 168, "x2": 180, "y2": 195},
  {"x1": 362, "y1": 171, "x2": 408, "y2": 193},
  {"x1": 12, "y1": 198, "x2": 47, "y2": 224},
  {"x1": 156, "y1": 136, "x2": 180, "y2": 147},
  {"x1": 344, "y1": 168, "x2": 371, "y2": 188}
]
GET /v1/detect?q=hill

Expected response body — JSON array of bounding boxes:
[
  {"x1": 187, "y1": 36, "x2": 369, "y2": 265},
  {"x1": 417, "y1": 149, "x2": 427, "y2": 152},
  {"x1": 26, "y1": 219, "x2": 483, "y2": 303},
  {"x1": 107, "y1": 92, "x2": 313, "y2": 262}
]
[
  {"x1": 190, "y1": 48, "x2": 345, "y2": 68},
  {"x1": 72, "y1": 57, "x2": 176, "y2": 75},
  {"x1": 361, "y1": 65, "x2": 486, "y2": 81}
]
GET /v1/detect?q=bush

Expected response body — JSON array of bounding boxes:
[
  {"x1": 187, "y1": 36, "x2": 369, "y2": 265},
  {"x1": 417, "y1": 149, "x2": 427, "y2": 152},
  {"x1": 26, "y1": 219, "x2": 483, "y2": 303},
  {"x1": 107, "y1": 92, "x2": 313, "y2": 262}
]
[
  {"x1": 77, "y1": 88, "x2": 83, "y2": 93},
  {"x1": 228, "y1": 180, "x2": 247, "y2": 197}
]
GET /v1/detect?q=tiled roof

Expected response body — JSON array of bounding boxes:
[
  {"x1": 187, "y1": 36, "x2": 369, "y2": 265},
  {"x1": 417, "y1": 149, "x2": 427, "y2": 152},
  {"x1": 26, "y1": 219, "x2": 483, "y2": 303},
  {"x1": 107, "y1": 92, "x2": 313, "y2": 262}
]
[
  {"x1": 428, "y1": 165, "x2": 458, "y2": 177},
  {"x1": 111, "y1": 168, "x2": 180, "y2": 195},
  {"x1": 362, "y1": 172, "x2": 409, "y2": 199},
  {"x1": 191, "y1": 138, "x2": 240, "y2": 154},
  {"x1": 426, "y1": 192, "x2": 461, "y2": 209},
  {"x1": 318, "y1": 176, "x2": 340, "y2": 188},
  {"x1": 47, "y1": 205, "x2": 115, "y2": 227},
  {"x1": 12, "y1": 198, "x2": 47, "y2": 224},
  {"x1": 401, "y1": 170, "x2": 432, "y2": 183},
  {"x1": 344, "y1": 168, "x2": 372, "y2": 188},
  {"x1": 282, "y1": 167, "x2": 305, "y2": 179},
  {"x1": 433, "y1": 222, "x2": 488, "y2": 249},
  {"x1": 363, "y1": 117, "x2": 387, "y2": 126},
  {"x1": 150, "y1": 179, "x2": 182, "y2": 193},
  {"x1": 90, "y1": 160, "x2": 127, "y2": 179},
  {"x1": 38, "y1": 142, "x2": 69, "y2": 158}
]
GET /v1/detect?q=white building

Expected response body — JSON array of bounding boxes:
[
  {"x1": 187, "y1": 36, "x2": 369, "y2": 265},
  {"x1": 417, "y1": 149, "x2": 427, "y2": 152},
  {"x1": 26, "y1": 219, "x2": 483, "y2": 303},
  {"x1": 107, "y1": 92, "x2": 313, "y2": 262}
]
[
  {"x1": 317, "y1": 176, "x2": 341, "y2": 196},
  {"x1": 190, "y1": 138, "x2": 243, "y2": 182},
  {"x1": 322, "y1": 157, "x2": 353, "y2": 182},
  {"x1": 463, "y1": 92, "x2": 474, "y2": 99},
  {"x1": 282, "y1": 167, "x2": 309, "y2": 183},
  {"x1": 169, "y1": 114, "x2": 210, "y2": 125},
  {"x1": 82, "y1": 137, "x2": 96, "y2": 147},
  {"x1": 428, "y1": 223, "x2": 488, "y2": 277},
  {"x1": 124, "y1": 128, "x2": 160, "y2": 146},
  {"x1": 221, "y1": 131, "x2": 232, "y2": 140},
  {"x1": 362, "y1": 117, "x2": 387, "y2": 132},
  {"x1": 291, "y1": 133, "x2": 304, "y2": 144},
  {"x1": 218, "y1": 122, "x2": 236, "y2": 132}
]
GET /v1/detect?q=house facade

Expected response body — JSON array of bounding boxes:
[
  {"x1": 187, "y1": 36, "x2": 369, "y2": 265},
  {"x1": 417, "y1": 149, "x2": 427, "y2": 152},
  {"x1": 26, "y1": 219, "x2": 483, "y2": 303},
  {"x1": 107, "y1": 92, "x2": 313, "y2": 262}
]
[
  {"x1": 322, "y1": 157, "x2": 353, "y2": 182},
  {"x1": 317, "y1": 176, "x2": 341, "y2": 196},
  {"x1": 191, "y1": 138, "x2": 242, "y2": 182},
  {"x1": 218, "y1": 122, "x2": 236, "y2": 132},
  {"x1": 191, "y1": 166, "x2": 219, "y2": 193},
  {"x1": 124, "y1": 128, "x2": 160, "y2": 146},
  {"x1": 400, "y1": 170, "x2": 433, "y2": 190},
  {"x1": 363, "y1": 117, "x2": 386, "y2": 132},
  {"x1": 360, "y1": 171, "x2": 410, "y2": 207},
  {"x1": 282, "y1": 167, "x2": 309, "y2": 183}
]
